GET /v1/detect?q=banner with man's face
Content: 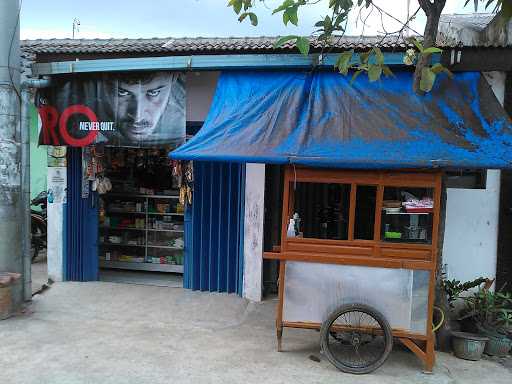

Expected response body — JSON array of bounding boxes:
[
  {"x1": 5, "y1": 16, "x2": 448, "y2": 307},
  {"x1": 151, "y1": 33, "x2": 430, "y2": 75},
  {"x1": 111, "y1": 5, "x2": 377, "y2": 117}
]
[{"x1": 36, "y1": 72, "x2": 185, "y2": 147}]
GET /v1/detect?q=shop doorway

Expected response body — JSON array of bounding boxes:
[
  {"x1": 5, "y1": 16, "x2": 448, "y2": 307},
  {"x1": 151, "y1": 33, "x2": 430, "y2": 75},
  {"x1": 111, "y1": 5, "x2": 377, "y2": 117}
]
[{"x1": 98, "y1": 147, "x2": 186, "y2": 286}]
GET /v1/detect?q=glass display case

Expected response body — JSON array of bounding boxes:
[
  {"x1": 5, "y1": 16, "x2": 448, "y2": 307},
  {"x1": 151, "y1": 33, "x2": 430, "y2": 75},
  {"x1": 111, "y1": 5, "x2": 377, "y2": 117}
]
[{"x1": 381, "y1": 187, "x2": 434, "y2": 244}]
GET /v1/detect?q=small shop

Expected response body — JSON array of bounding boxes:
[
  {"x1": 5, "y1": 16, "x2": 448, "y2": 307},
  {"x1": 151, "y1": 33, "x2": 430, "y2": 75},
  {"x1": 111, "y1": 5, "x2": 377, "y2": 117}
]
[{"x1": 36, "y1": 67, "x2": 247, "y2": 292}]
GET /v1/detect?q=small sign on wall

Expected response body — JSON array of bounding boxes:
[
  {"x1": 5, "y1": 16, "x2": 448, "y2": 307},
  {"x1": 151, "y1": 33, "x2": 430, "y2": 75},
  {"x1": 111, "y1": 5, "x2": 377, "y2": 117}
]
[
  {"x1": 47, "y1": 167, "x2": 67, "y2": 204},
  {"x1": 47, "y1": 146, "x2": 67, "y2": 167}
]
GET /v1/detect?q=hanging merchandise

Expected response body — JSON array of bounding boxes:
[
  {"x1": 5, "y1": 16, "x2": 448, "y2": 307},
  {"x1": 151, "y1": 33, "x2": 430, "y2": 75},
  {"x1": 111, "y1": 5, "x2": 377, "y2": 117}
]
[
  {"x1": 82, "y1": 147, "x2": 91, "y2": 198},
  {"x1": 184, "y1": 161, "x2": 193, "y2": 205},
  {"x1": 92, "y1": 176, "x2": 112, "y2": 194},
  {"x1": 82, "y1": 145, "x2": 111, "y2": 197},
  {"x1": 172, "y1": 160, "x2": 193, "y2": 206}
]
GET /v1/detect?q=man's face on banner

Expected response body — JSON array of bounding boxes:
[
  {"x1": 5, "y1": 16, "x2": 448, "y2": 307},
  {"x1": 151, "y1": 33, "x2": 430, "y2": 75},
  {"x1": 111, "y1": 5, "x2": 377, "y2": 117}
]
[{"x1": 116, "y1": 73, "x2": 173, "y2": 142}]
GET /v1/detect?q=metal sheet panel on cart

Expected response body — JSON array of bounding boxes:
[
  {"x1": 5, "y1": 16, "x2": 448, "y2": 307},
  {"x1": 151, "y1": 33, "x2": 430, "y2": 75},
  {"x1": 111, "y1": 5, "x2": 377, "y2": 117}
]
[
  {"x1": 283, "y1": 262, "x2": 430, "y2": 334},
  {"x1": 184, "y1": 161, "x2": 245, "y2": 295}
]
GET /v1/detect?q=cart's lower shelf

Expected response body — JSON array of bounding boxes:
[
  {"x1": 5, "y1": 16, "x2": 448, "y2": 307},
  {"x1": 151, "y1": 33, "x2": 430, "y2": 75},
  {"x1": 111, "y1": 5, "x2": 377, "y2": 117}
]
[{"x1": 99, "y1": 259, "x2": 184, "y2": 273}]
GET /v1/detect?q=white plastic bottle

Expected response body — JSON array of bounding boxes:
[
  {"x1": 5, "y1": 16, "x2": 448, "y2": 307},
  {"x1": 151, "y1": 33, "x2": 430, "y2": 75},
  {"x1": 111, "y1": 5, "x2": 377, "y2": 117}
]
[{"x1": 287, "y1": 219, "x2": 296, "y2": 237}]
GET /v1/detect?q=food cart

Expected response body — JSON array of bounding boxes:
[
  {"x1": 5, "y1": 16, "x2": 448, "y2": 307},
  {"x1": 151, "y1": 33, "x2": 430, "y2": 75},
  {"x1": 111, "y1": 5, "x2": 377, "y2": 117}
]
[{"x1": 264, "y1": 166, "x2": 442, "y2": 374}]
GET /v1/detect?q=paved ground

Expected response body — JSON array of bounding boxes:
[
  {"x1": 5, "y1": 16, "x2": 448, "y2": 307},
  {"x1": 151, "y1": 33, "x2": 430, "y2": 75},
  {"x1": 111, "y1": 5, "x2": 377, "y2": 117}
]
[{"x1": 1, "y1": 282, "x2": 511, "y2": 384}]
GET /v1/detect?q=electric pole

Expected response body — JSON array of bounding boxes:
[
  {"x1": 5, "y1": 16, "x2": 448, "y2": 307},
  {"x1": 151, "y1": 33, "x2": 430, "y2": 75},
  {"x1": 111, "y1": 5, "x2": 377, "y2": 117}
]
[{"x1": 0, "y1": 0, "x2": 23, "y2": 310}]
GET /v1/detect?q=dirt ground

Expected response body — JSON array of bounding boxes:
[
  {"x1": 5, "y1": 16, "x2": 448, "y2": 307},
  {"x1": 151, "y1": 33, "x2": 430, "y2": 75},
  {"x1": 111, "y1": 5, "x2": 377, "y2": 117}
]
[{"x1": 1, "y1": 281, "x2": 511, "y2": 384}]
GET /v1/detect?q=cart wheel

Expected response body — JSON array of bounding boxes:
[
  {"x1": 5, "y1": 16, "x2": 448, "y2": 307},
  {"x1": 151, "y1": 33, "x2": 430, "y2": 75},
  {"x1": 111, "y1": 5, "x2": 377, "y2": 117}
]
[{"x1": 320, "y1": 303, "x2": 393, "y2": 375}]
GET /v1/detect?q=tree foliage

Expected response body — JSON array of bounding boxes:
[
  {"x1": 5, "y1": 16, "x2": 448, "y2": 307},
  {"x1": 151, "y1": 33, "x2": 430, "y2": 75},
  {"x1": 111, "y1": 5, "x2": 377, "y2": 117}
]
[{"x1": 227, "y1": 0, "x2": 512, "y2": 94}]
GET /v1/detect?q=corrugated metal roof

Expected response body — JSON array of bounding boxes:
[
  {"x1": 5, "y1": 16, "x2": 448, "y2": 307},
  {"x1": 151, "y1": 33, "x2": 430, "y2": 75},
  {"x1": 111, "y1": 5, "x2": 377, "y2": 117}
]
[
  {"x1": 21, "y1": 36, "x2": 416, "y2": 55},
  {"x1": 438, "y1": 13, "x2": 512, "y2": 47}
]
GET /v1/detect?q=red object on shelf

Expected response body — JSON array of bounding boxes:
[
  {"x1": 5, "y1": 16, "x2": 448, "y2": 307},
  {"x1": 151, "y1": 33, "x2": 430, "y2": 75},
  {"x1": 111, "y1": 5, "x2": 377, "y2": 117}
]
[{"x1": 405, "y1": 207, "x2": 433, "y2": 213}]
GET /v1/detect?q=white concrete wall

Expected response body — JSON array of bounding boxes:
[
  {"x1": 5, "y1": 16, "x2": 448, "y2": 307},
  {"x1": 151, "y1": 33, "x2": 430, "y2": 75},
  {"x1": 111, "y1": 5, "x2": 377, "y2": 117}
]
[
  {"x1": 46, "y1": 168, "x2": 66, "y2": 282},
  {"x1": 443, "y1": 71, "x2": 506, "y2": 284},
  {"x1": 186, "y1": 72, "x2": 219, "y2": 122},
  {"x1": 243, "y1": 163, "x2": 265, "y2": 302},
  {"x1": 443, "y1": 171, "x2": 501, "y2": 282}
]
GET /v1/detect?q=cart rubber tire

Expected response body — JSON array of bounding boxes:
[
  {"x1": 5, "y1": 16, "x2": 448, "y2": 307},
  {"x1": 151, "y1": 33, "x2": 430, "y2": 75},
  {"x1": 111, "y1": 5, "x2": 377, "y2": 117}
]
[{"x1": 320, "y1": 303, "x2": 393, "y2": 375}]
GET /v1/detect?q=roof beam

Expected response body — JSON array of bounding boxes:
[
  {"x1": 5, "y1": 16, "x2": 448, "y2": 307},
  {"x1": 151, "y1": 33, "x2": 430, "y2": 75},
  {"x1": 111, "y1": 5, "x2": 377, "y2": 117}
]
[{"x1": 31, "y1": 52, "x2": 421, "y2": 76}]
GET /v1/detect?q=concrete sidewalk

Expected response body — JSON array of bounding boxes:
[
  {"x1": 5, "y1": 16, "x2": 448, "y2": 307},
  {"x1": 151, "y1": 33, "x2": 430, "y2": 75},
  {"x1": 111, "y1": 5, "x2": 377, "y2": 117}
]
[{"x1": 0, "y1": 282, "x2": 510, "y2": 384}]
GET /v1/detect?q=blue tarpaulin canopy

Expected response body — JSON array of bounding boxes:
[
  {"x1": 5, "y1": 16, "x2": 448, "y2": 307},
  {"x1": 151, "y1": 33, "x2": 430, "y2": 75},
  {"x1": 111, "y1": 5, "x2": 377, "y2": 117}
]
[{"x1": 170, "y1": 70, "x2": 512, "y2": 169}]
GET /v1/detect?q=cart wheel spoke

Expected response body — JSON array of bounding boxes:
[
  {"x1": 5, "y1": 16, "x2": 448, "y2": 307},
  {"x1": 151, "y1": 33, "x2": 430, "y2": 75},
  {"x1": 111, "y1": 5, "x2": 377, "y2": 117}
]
[{"x1": 320, "y1": 304, "x2": 393, "y2": 374}]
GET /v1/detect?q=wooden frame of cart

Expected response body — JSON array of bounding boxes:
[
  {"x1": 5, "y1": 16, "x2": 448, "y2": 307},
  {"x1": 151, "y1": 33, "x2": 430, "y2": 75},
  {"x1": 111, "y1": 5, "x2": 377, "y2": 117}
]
[{"x1": 264, "y1": 166, "x2": 442, "y2": 372}]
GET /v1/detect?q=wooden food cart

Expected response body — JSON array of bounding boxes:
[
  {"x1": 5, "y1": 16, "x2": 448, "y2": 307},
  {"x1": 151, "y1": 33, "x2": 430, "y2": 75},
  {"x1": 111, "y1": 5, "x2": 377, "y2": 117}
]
[{"x1": 264, "y1": 166, "x2": 442, "y2": 373}]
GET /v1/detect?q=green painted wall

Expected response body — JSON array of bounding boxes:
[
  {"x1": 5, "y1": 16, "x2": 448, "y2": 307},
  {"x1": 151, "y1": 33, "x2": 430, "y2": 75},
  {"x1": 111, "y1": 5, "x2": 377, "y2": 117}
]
[{"x1": 29, "y1": 105, "x2": 47, "y2": 201}]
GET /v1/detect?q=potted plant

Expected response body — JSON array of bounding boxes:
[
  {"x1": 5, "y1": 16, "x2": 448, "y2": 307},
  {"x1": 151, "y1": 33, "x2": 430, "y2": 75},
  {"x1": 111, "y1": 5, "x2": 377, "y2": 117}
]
[
  {"x1": 440, "y1": 277, "x2": 489, "y2": 360},
  {"x1": 460, "y1": 282, "x2": 512, "y2": 357}
]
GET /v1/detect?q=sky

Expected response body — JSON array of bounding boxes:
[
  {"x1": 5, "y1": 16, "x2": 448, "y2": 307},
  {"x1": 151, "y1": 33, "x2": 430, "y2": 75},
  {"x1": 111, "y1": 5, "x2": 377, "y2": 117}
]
[{"x1": 20, "y1": 0, "x2": 478, "y2": 40}]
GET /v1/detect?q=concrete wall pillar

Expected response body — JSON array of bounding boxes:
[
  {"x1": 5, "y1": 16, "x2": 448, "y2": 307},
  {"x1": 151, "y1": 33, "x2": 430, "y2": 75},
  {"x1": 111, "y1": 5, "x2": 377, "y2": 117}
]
[
  {"x1": 243, "y1": 163, "x2": 265, "y2": 302},
  {"x1": 46, "y1": 166, "x2": 66, "y2": 282}
]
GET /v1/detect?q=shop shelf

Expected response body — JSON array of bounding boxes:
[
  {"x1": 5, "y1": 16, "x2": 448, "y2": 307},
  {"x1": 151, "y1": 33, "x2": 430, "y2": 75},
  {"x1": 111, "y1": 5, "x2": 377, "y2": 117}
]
[
  {"x1": 99, "y1": 242, "x2": 146, "y2": 247},
  {"x1": 105, "y1": 193, "x2": 179, "y2": 199},
  {"x1": 147, "y1": 245, "x2": 184, "y2": 250},
  {"x1": 147, "y1": 212, "x2": 184, "y2": 216},
  {"x1": 100, "y1": 226, "x2": 145, "y2": 231},
  {"x1": 99, "y1": 260, "x2": 184, "y2": 273},
  {"x1": 100, "y1": 226, "x2": 183, "y2": 233}
]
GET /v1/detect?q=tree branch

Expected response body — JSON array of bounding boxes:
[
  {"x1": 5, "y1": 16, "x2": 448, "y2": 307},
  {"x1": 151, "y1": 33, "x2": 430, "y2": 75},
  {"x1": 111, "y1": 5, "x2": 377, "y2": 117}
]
[{"x1": 412, "y1": 0, "x2": 446, "y2": 94}]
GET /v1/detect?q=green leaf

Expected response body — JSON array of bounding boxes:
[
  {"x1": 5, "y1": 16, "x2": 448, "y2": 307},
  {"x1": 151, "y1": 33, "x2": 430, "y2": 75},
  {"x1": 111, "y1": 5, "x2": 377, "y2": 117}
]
[
  {"x1": 431, "y1": 63, "x2": 453, "y2": 78},
  {"x1": 295, "y1": 36, "x2": 310, "y2": 55},
  {"x1": 228, "y1": 0, "x2": 242, "y2": 15},
  {"x1": 382, "y1": 65, "x2": 394, "y2": 77},
  {"x1": 283, "y1": 11, "x2": 290, "y2": 25},
  {"x1": 410, "y1": 37, "x2": 424, "y2": 53},
  {"x1": 359, "y1": 50, "x2": 371, "y2": 64},
  {"x1": 272, "y1": 0, "x2": 294, "y2": 15},
  {"x1": 502, "y1": 0, "x2": 512, "y2": 22},
  {"x1": 368, "y1": 64, "x2": 382, "y2": 82},
  {"x1": 334, "y1": 49, "x2": 354, "y2": 75},
  {"x1": 287, "y1": 6, "x2": 299, "y2": 26},
  {"x1": 249, "y1": 12, "x2": 258, "y2": 26},
  {"x1": 323, "y1": 15, "x2": 332, "y2": 29},
  {"x1": 350, "y1": 70, "x2": 363, "y2": 84},
  {"x1": 420, "y1": 67, "x2": 436, "y2": 92},
  {"x1": 423, "y1": 47, "x2": 443, "y2": 55},
  {"x1": 274, "y1": 35, "x2": 297, "y2": 48},
  {"x1": 238, "y1": 11, "x2": 258, "y2": 26},
  {"x1": 373, "y1": 47, "x2": 384, "y2": 65}
]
